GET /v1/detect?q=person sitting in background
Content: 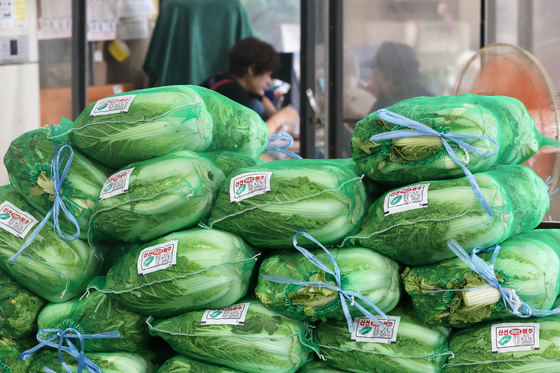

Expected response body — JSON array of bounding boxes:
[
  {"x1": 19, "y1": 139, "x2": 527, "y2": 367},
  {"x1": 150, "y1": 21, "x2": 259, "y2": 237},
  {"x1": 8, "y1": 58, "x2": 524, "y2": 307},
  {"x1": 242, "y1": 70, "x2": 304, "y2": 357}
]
[
  {"x1": 368, "y1": 41, "x2": 435, "y2": 112},
  {"x1": 200, "y1": 37, "x2": 299, "y2": 135}
]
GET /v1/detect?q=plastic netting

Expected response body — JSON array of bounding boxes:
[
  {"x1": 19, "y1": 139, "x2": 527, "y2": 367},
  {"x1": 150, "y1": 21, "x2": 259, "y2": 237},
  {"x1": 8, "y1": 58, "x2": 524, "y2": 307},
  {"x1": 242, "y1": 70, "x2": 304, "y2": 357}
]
[
  {"x1": 0, "y1": 267, "x2": 46, "y2": 340},
  {"x1": 445, "y1": 298, "x2": 560, "y2": 372},
  {"x1": 37, "y1": 290, "x2": 150, "y2": 352},
  {"x1": 64, "y1": 85, "x2": 268, "y2": 169},
  {"x1": 348, "y1": 165, "x2": 549, "y2": 265},
  {"x1": 206, "y1": 158, "x2": 378, "y2": 249},
  {"x1": 314, "y1": 300, "x2": 453, "y2": 373},
  {"x1": 0, "y1": 185, "x2": 102, "y2": 303},
  {"x1": 403, "y1": 229, "x2": 560, "y2": 328},
  {"x1": 86, "y1": 228, "x2": 259, "y2": 318},
  {"x1": 147, "y1": 300, "x2": 320, "y2": 373},
  {"x1": 89, "y1": 150, "x2": 226, "y2": 244},
  {"x1": 255, "y1": 247, "x2": 401, "y2": 322},
  {"x1": 3, "y1": 128, "x2": 113, "y2": 240},
  {"x1": 0, "y1": 338, "x2": 35, "y2": 373},
  {"x1": 157, "y1": 355, "x2": 244, "y2": 373},
  {"x1": 351, "y1": 94, "x2": 559, "y2": 186}
]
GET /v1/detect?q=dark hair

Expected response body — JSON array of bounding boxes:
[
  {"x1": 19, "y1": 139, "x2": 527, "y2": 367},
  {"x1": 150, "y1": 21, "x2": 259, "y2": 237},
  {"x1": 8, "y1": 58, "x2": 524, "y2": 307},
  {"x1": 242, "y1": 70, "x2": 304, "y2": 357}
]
[
  {"x1": 228, "y1": 37, "x2": 280, "y2": 77},
  {"x1": 371, "y1": 42, "x2": 421, "y2": 85}
]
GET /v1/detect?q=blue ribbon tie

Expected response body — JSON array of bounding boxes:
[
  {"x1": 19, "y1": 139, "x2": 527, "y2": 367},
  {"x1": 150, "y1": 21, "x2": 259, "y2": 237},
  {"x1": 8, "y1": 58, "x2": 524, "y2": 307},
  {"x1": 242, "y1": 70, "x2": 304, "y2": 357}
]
[
  {"x1": 445, "y1": 239, "x2": 560, "y2": 318},
  {"x1": 8, "y1": 126, "x2": 81, "y2": 262},
  {"x1": 18, "y1": 328, "x2": 122, "y2": 373},
  {"x1": 371, "y1": 109, "x2": 500, "y2": 216},
  {"x1": 260, "y1": 232, "x2": 389, "y2": 333},
  {"x1": 267, "y1": 133, "x2": 303, "y2": 159}
]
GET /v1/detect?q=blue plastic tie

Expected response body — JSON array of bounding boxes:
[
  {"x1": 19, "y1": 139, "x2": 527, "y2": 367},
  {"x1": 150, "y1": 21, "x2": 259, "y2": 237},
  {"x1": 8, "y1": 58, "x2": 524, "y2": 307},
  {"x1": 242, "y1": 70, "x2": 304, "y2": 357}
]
[
  {"x1": 371, "y1": 109, "x2": 500, "y2": 216},
  {"x1": 260, "y1": 232, "x2": 389, "y2": 333},
  {"x1": 267, "y1": 133, "x2": 303, "y2": 159},
  {"x1": 18, "y1": 328, "x2": 122, "y2": 373},
  {"x1": 445, "y1": 239, "x2": 560, "y2": 318},
  {"x1": 8, "y1": 126, "x2": 81, "y2": 262}
]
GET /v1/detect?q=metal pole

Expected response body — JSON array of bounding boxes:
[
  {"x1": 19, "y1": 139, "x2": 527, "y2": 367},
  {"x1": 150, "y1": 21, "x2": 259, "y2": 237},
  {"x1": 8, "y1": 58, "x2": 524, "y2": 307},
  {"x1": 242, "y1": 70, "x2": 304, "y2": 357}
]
[
  {"x1": 327, "y1": 0, "x2": 343, "y2": 159},
  {"x1": 72, "y1": 0, "x2": 87, "y2": 120},
  {"x1": 517, "y1": 0, "x2": 533, "y2": 53},
  {"x1": 300, "y1": 0, "x2": 317, "y2": 159}
]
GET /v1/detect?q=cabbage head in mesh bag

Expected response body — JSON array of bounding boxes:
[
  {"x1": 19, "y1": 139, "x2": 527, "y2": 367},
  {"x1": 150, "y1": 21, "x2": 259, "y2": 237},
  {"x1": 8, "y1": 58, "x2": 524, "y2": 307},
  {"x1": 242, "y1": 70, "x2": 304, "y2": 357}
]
[
  {"x1": 445, "y1": 297, "x2": 560, "y2": 372},
  {"x1": 37, "y1": 290, "x2": 150, "y2": 352},
  {"x1": 298, "y1": 359, "x2": 351, "y2": 373},
  {"x1": 0, "y1": 185, "x2": 102, "y2": 303},
  {"x1": 3, "y1": 128, "x2": 113, "y2": 239},
  {"x1": 403, "y1": 229, "x2": 560, "y2": 328},
  {"x1": 314, "y1": 300, "x2": 452, "y2": 373},
  {"x1": 256, "y1": 247, "x2": 401, "y2": 322},
  {"x1": 65, "y1": 85, "x2": 268, "y2": 169},
  {"x1": 0, "y1": 267, "x2": 46, "y2": 340},
  {"x1": 206, "y1": 158, "x2": 375, "y2": 249},
  {"x1": 147, "y1": 299, "x2": 320, "y2": 373},
  {"x1": 28, "y1": 350, "x2": 158, "y2": 373},
  {"x1": 351, "y1": 94, "x2": 559, "y2": 185},
  {"x1": 90, "y1": 150, "x2": 226, "y2": 244},
  {"x1": 87, "y1": 228, "x2": 259, "y2": 318},
  {"x1": 190, "y1": 86, "x2": 268, "y2": 158},
  {"x1": 0, "y1": 338, "x2": 36, "y2": 373},
  {"x1": 157, "y1": 355, "x2": 244, "y2": 373},
  {"x1": 349, "y1": 165, "x2": 549, "y2": 265}
]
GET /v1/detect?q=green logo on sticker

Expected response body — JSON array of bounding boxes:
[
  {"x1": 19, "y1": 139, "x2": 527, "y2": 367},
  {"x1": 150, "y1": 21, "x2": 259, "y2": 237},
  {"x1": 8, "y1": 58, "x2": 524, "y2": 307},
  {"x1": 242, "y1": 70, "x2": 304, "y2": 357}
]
[
  {"x1": 390, "y1": 195, "x2": 402, "y2": 205},
  {"x1": 143, "y1": 256, "x2": 154, "y2": 267},
  {"x1": 104, "y1": 183, "x2": 114, "y2": 193},
  {"x1": 96, "y1": 103, "x2": 109, "y2": 111},
  {"x1": 499, "y1": 335, "x2": 512, "y2": 345},
  {"x1": 210, "y1": 311, "x2": 222, "y2": 318},
  {"x1": 359, "y1": 326, "x2": 373, "y2": 335},
  {"x1": 236, "y1": 184, "x2": 246, "y2": 195},
  {"x1": 0, "y1": 213, "x2": 10, "y2": 220}
]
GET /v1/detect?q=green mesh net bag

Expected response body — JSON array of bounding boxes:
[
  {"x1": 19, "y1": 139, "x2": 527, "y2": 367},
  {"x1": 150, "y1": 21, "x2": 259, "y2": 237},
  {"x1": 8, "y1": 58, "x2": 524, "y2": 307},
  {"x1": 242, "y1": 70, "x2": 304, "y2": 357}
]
[
  {"x1": 206, "y1": 158, "x2": 377, "y2": 249},
  {"x1": 348, "y1": 165, "x2": 549, "y2": 265},
  {"x1": 445, "y1": 296, "x2": 560, "y2": 372},
  {"x1": 314, "y1": 300, "x2": 453, "y2": 373},
  {"x1": 298, "y1": 359, "x2": 350, "y2": 373},
  {"x1": 157, "y1": 355, "x2": 244, "y2": 373},
  {"x1": 0, "y1": 267, "x2": 46, "y2": 340},
  {"x1": 89, "y1": 150, "x2": 227, "y2": 244},
  {"x1": 64, "y1": 85, "x2": 268, "y2": 169},
  {"x1": 37, "y1": 290, "x2": 150, "y2": 352},
  {"x1": 0, "y1": 185, "x2": 102, "y2": 303},
  {"x1": 350, "y1": 94, "x2": 559, "y2": 186},
  {"x1": 27, "y1": 350, "x2": 158, "y2": 373},
  {"x1": 256, "y1": 246, "x2": 401, "y2": 322},
  {"x1": 3, "y1": 127, "x2": 113, "y2": 240},
  {"x1": 146, "y1": 299, "x2": 320, "y2": 373},
  {"x1": 0, "y1": 338, "x2": 36, "y2": 373},
  {"x1": 87, "y1": 228, "x2": 259, "y2": 318},
  {"x1": 402, "y1": 229, "x2": 560, "y2": 328}
]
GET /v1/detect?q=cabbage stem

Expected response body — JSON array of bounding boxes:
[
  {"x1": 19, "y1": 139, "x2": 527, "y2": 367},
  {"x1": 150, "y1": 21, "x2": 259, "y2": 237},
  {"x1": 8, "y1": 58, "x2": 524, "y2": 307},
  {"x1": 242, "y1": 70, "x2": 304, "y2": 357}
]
[
  {"x1": 463, "y1": 287, "x2": 501, "y2": 307},
  {"x1": 391, "y1": 137, "x2": 444, "y2": 147}
]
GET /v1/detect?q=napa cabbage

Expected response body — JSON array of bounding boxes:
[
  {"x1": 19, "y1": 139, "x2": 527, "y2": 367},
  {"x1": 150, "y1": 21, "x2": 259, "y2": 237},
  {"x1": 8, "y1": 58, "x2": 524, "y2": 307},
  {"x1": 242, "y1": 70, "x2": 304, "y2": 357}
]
[
  {"x1": 147, "y1": 299, "x2": 319, "y2": 373},
  {"x1": 87, "y1": 228, "x2": 259, "y2": 318}
]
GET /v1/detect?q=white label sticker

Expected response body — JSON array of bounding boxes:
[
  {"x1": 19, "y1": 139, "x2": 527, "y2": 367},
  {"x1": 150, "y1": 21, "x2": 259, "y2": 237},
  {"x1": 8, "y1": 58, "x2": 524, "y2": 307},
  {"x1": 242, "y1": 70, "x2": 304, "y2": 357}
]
[
  {"x1": 137, "y1": 240, "x2": 178, "y2": 276},
  {"x1": 201, "y1": 302, "x2": 251, "y2": 325},
  {"x1": 90, "y1": 94, "x2": 137, "y2": 116},
  {"x1": 384, "y1": 184, "x2": 430, "y2": 216},
  {"x1": 0, "y1": 201, "x2": 39, "y2": 239},
  {"x1": 491, "y1": 323, "x2": 540, "y2": 353},
  {"x1": 99, "y1": 168, "x2": 135, "y2": 201},
  {"x1": 229, "y1": 172, "x2": 272, "y2": 203},
  {"x1": 351, "y1": 316, "x2": 401, "y2": 343}
]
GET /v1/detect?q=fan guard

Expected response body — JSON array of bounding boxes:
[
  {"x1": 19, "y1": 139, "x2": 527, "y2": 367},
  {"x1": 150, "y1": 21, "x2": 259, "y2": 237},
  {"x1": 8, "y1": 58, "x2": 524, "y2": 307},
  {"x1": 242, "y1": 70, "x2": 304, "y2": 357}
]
[{"x1": 452, "y1": 42, "x2": 560, "y2": 195}]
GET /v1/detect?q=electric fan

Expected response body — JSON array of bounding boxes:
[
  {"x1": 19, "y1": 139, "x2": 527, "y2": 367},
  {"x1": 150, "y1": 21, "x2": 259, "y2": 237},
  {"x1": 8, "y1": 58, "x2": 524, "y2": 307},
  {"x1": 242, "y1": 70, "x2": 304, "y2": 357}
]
[{"x1": 452, "y1": 43, "x2": 560, "y2": 206}]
